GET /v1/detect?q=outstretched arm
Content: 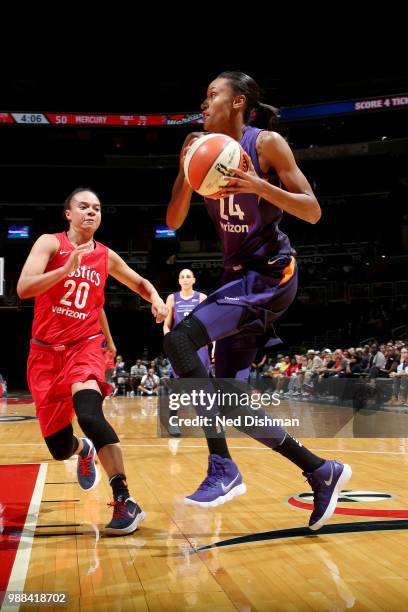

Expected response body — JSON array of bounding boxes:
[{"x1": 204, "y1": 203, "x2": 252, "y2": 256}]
[{"x1": 108, "y1": 250, "x2": 168, "y2": 323}]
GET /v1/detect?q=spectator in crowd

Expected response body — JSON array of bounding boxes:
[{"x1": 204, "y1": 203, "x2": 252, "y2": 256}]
[
  {"x1": 389, "y1": 347, "x2": 408, "y2": 405},
  {"x1": 112, "y1": 355, "x2": 129, "y2": 397},
  {"x1": 250, "y1": 352, "x2": 267, "y2": 381},
  {"x1": 130, "y1": 359, "x2": 147, "y2": 396},
  {"x1": 139, "y1": 368, "x2": 160, "y2": 396},
  {"x1": 149, "y1": 360, "x2": 159, "y2": 374},
  {"x1": 345, "y1": 353, "x2": 363, "y2": 377},
  {"x1": 250, "y1": 355, "x2": 270, "y2": 388},
  {"x1": 261, "y1": 357, "x2": 277, "y2": 377},
  {"x1": 303, "y1": 350, "x2": 323, "y2": 390},
  {"x1": 360, "y1": 346, "x2": 371, "y2": 370},
  {"x1": 315, "y1": 351, "x2": 335, "y2": 395},
  {"x1": 286, "y1": 355, "x2": 306, "y2": 396},
  {"x1": 377, "y1": 347, "x2": 399, "y2": 378},
  {"x1": 275, "y1": 356, "x2": 291, "y2": 394},
  {"x1": 369, "y1": 344, "x2": 386, "y2": 378},
  {"x1": 158, "y1": 358, "x2": 171, "y2": 381},
  {"x1": 329, "y1": 350, "x2": 349, "y2": 377}
]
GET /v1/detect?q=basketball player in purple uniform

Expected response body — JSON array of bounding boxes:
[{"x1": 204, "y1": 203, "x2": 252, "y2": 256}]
[
  {"x1": 163, "y1": 268, "x2": 211, "y2": 374},
  {"x1": 164, "y1": 71, "x2": 351, "y2": 531},
  {"x1": 163, "y1": 269, "x2": 212, "y2": 436}
]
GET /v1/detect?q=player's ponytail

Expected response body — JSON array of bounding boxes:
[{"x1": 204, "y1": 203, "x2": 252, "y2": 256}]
[{"x1": 248, "y1": 102, "x2": 280, "y2": 130}]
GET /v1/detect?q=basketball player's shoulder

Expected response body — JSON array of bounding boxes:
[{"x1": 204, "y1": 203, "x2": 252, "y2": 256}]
[
  {"x1": 166, "y1": 293, "x2": 175, "y2": 305},
  {"x1": 258, "y1": 130, "x2": 285, "y2": 148},
  {"x1": 37, "y1": 232, "x2": 60, "y2": 244},
  {"x1": 258, "y1": 131, "x2": 293, "y2": 164},
  {"x1": 34, "y1": 233, "x2": 60, "y2": 253},
  {"x1": 199, "y1": 292, "x2": 207, "y2": 303}
]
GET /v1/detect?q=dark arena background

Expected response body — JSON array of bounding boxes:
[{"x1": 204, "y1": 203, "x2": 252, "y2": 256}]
[{"x1": 1, "y1": 67, "x2": 407, "y2": 390}]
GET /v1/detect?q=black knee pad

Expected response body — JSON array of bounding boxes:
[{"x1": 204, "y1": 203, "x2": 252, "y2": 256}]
[
  {"x1": 164, "y1": 315, "x2": 210, "y2": 376},
  {"x1": 44, "y1": 424, "x2": 78, "y2": 461},
  {"x1": 73, "y1": 389, "x2": 119, "y2": 452}
]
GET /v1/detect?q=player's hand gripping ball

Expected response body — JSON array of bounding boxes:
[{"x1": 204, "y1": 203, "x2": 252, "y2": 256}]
[{"x1": 184, "y1": 133, "x2": 249, "y2": 199}]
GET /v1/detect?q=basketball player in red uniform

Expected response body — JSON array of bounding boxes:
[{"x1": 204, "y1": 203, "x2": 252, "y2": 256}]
[{"x1": 17, "y1": 187, "x2": 168, "y2": 536}]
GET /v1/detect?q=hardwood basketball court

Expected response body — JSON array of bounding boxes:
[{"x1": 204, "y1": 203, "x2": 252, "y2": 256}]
[{"x1": 1, "y1": 395, "x2": 408, "y2": 611}]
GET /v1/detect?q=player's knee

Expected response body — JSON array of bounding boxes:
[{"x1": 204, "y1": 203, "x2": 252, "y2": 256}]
[
  {"x1": 164, "y1": 316, "x2": 210, "y2": 375},
  {"x1": 73, "y1": 389, "x2": 119, "y2": 452},
  {"x1": 164, "y1": 328, "x2": 188, "y2": 359},
  {"x1": 44, "y1": 424, "x2": 77, "y2": 461},
  {"x1": 164, "y1": 328, "x2": 199, "y2": 375}
]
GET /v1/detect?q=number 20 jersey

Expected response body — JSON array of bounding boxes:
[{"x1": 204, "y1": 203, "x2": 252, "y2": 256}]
[{"x1": 31, "y1": 232, "x2": 108, "y2": 344}]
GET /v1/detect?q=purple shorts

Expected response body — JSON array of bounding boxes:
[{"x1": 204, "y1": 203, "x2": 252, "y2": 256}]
[{"x1": 193, "y1": 255, "x2": 298, "y2": 378}]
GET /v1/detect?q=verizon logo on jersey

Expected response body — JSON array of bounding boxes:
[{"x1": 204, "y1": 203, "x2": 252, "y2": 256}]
[
  {"x1": 52, "y1": 305, "x2": 89, "y2": 320},
  {"x1": 220, "y1": 221, "x2": 249, "y2": 233}
]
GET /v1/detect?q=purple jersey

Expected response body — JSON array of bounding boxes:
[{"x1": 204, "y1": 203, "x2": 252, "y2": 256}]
[
  {"x1": 204, "y1": 126, "x2": 294, "y2": 268},
  {"x1": 173, "y1": 291, "x2": 201, "y2": 325}
]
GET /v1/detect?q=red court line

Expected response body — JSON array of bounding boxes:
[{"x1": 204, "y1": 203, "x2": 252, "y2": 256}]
[
  {"x1": 288, "y1": 496, "x2": 408, "y2": 518},
  {"x1": 0, "y1": 464, "x2": 41, "y2": 601}
]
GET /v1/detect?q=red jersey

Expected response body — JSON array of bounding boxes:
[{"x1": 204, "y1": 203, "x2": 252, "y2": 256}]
[
  {"x1": 32, "y1": 232, "x2": 109, "y2": 344},
  {"x1": 286, "y1": 363, "x2": 301, "y2": 377}
]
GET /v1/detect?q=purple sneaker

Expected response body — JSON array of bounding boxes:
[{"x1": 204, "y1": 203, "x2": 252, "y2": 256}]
[
  {"x1": 184, "y1": 454, "x2": 247, "y2": 508},
  {"x1": 304, "y1": 460, "x2": 352, "y2": 531}
]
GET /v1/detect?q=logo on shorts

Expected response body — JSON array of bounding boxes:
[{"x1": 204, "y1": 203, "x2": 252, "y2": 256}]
[{"x1": 223, "y1": 296, "x2": 240, "y2": 301}]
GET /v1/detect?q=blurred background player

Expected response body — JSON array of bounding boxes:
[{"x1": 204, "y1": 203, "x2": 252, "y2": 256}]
[
  {"x1": 163, "y1": 268, "x2": 212, "y2": 434},
  {"x1": 163, "y1": 268, "x2": 211, "y2": 374},
  {"x1": 17, "y1": 187, "x2": 168, "y2": 535}
]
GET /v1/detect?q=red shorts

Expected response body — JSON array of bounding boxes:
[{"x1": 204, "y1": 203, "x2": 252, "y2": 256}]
[{"x1": 27, "y1": 334, "x2": 112, "y2": 437}]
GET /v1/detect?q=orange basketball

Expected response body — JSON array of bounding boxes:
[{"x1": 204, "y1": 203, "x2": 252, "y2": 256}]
[{"x1": 184, "y1": 133, "x2": 248, "y2": 199}]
